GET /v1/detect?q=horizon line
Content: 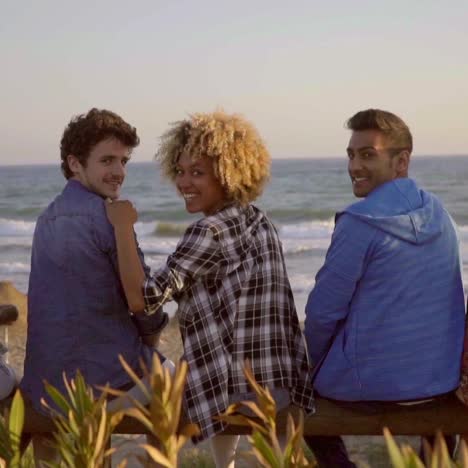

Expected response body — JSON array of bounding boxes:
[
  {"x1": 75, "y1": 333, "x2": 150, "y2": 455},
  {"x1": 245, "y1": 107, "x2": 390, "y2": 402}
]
[{"x1": 1, "y1": 153, "x2": 468, "y2": 168}]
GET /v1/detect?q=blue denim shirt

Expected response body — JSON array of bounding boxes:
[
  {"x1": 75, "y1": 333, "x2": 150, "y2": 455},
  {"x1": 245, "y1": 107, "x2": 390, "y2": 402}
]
[{"x1": 21, "y1": 180, "x2": 164, "y2": 412}]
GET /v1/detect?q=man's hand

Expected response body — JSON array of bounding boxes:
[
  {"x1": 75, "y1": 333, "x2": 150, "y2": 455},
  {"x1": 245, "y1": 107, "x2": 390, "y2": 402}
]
[{"x1": 105, "y1": 199, "x2": 138, "y2": 228}]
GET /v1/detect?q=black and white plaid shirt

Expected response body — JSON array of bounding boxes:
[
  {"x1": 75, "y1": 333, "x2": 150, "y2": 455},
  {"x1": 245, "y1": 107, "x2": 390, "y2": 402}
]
[{"x1": 144, "y1": 204, "x2": 315, "y2": 440}]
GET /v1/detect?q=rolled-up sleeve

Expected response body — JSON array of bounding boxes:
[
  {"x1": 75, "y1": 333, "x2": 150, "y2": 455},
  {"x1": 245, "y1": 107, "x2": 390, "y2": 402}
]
[{"x1": 143, "y1": 222, "x2": 221, "y2": 315}]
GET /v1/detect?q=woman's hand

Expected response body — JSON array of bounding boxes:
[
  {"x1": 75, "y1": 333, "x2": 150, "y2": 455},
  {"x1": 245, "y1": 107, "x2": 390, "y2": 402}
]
[
  {"x1": 105, "y1": 199, "x2": 138, "y2": 228},
  {"x1": 105, "y1": 199, "x2": 146, "y2": 313}
]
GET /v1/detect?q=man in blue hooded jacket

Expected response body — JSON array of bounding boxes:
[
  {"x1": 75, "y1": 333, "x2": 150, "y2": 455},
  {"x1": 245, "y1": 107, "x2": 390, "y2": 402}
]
[{"x1": 304, "y1": 109, "x2": 466, "y2": 467}]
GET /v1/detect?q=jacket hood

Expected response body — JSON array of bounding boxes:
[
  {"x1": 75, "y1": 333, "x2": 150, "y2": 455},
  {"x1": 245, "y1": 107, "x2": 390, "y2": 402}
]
[{"x1": 340, "y1": 178, "x2": 445, "y2": 244}]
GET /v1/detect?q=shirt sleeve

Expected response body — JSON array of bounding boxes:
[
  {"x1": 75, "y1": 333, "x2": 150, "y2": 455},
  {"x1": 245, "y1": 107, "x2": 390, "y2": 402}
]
[
  {"x1": 143, "y1": 222, "x2": 221, "y2": 315},
  {"x1": 91, "y1": 201, "x2": 150, "y2": 277},
  {"x1": 304, "y1": 213, "x2": 376, "y2": 366},
  {"x1": 91, "y1": 202, "x2": 169, "y2": 330}
]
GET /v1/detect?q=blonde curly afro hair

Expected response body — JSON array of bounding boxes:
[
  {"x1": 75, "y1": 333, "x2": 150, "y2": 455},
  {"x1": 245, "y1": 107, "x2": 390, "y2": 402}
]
[{"x1": 156, "y1": 111, "x2": 271, "y2": 206}]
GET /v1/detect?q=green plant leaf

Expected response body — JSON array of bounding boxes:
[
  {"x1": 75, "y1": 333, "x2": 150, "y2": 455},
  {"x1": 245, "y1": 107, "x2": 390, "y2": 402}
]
[
  {"x1": 458, "y1": 438, "x2": 468, "y2": 467},
  {"x1": 0, "y1": 416, "x2": 14, "y2": 462},
  {"x1": 44, "y1": 383, "x2": 72, "y2": 415},
  {"x1": 140, "y1": 444, "x2": 172, "y2": 467},
  {"x1": 384, "y1": 428, "x2": 409, "y2": 468},
  {"x1": 74, "y1": 372, "x2": 90, "y2": 419},
  {"x1": 57, "y1": 444, "x2": 76, "y2": 467},
  {"x1": 240, "y1": 400, "x2": 272, "y2": 422},
  {"x1": 62, "y1": 373, "x2": 77, "y2": 410},
  {"x1": 8, "y1": 390, "x2": 24, "y2": 456},
  {"x1": 96, "y1": 386, "x2": 126, "y2": 398},
  {"x1": 250, "y1": 431, "x2": 281, "y2": 468},
  {"x1": 92, "y1": 408, "x2": 107, "y2": 461},
  {"x1": 118, "y1": 355, "x2": 151, "y2": 400},
  {"x1": 67, "y1": 410, "x2": 81, "y2": 436},
  {"x1": 120, "y1": 407, "x2": 154, "y2": 433},
  {"x1": 116, "y1": 459, "x2": 128, "y2": 468}
]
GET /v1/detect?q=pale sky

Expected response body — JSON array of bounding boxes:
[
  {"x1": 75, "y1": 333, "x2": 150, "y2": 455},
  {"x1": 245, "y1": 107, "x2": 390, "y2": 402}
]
[{"x1": 1, "y1": 0, "x2": 467, "y2": 165}]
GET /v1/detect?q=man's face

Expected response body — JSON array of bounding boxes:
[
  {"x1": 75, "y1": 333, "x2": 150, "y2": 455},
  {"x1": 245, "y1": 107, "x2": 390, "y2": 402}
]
[
  {"x1": 68, "y1": 138, "x2": 131, "y2": 200},
  {"x1": 347, "y1": 130, "x2": 402, "y2": 198}
]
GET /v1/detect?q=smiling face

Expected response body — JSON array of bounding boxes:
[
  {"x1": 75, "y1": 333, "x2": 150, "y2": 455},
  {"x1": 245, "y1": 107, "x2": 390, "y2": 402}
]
[
  {"x1": 175, "y1": 152, "x2": 227, "y2": 216},
  {"x1": 347, "y1": 130, "x2": 408, "y2": 198},
  {"x1": 67, "y1": 138, "x2": 131, "y2": 200}
]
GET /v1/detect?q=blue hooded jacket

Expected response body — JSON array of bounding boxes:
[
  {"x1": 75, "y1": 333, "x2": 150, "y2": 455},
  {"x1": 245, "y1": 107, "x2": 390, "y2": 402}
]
[{"x1": 304, "y1": 178, "x2": 465, "y2": 401}]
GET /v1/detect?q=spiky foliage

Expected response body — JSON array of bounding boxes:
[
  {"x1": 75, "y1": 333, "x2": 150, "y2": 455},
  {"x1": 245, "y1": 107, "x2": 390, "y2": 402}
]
[
  {"x1": 384, "y1": 428, "x2": 468, "y2": 468},
  {"x1": 105, "y1": 354, "x2": 199, "y2": 467},
  {"x1": 217, "y1": 362, "x2": 313, "y2": 467},
  {"x1": 41, "y1": 371, "x2": 124, "y2": 468},
  {"x1": 0, "y1": 390, "x2": 33, "y2": 468}
]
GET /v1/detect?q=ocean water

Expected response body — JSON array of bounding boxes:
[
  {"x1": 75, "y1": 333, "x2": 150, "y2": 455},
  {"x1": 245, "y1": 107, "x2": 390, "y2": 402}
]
[{"x1": 1, "y1": 157, "x2": 467, "y2": 319}]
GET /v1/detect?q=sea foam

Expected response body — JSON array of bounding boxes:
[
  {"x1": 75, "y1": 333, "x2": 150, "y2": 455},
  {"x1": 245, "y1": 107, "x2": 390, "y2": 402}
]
[
  {"x1": 0, "y1": 219, "x2": 36, "y2": 236},
  {"x1": 0, "y1": 262, "x2": 30, "y2": 274}
]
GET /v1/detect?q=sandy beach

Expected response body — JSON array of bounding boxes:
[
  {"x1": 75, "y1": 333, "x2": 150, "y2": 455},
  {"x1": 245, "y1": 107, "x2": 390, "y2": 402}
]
[{"x1": 1, "y1": 280, "x2": 423, "y2": 467}]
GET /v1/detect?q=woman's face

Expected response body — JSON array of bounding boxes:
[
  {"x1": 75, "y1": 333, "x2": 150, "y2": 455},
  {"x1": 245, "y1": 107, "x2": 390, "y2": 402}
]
[{"x1": 175, "y1": 152, "x2": 227, "y2": 216}]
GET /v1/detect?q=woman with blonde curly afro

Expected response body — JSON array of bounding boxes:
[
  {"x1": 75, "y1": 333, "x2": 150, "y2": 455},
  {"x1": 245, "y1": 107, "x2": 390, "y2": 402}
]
[
  {"x1": 106, "y1": 111, "x2": 314, "y2": 467},
  {"x1": 158, "y1": 111, "x2": 270, "y2": 208}
]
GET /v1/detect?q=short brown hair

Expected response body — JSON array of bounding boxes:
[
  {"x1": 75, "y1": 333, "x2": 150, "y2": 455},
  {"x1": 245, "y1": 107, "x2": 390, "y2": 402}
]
[
  {"x1": 60, "y1": 108, "x2": 140, "y2": 179},
  {"x1": 346, "y1": 109, "x2": 413, "y2": 154},
  {"x1": 156, "y1": 111, "x2": 271, "y2": 206}
]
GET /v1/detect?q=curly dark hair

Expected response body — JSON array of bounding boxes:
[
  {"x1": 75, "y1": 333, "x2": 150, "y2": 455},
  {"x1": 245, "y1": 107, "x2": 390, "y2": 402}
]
[
  {"x1": 346, "y1": 109, "x2": 413, "y2": 154},
  {"x1": 60, "y1": 108, "x2": 140, "y2": 179}
]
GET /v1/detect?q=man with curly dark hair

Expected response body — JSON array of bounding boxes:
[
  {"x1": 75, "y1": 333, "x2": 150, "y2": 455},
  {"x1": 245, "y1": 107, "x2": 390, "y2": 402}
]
[{"x1": 21, "y1": 108, "x2": 169, "y2": 465}]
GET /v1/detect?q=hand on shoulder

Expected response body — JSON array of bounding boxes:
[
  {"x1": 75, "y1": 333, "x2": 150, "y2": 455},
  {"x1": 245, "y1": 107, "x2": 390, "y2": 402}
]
[{"x1": 105, "y1": 199, "x2": 138, "y2": 228}]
